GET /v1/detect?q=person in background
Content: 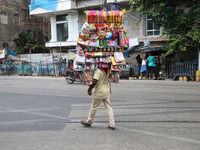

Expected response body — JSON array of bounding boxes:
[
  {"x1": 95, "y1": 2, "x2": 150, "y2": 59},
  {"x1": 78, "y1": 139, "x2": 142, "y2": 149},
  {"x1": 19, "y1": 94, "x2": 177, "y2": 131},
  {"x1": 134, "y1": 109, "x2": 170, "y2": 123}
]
[
  {"x1": 136, "y1": 54, "x2": 142, "y2": 65},
  {"x1": 146, "y1": 53, "x2": 155, "y2": 79},
  {"x1": 69, "y1": 56, "x2": 75, "y2": 70},
  {"x1": 136, "y1": 54, "x2": 142, "y2": 70},
  {"x1": 125, "y1": 62, "x2": 129, "y2": 68},
  {"x1": 154, "y1": 56, "x2": 161, "y2": 79},
  {"x1": 140, "y1": 56, "x2": 148, "y2": 79},
  {"x1": 81, "y1": 64, "x2": 115, "y2": 130}
]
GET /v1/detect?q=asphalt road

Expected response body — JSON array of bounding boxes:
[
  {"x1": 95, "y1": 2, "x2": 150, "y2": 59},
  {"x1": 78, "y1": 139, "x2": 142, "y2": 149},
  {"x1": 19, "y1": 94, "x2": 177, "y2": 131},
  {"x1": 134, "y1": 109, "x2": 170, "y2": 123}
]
[{"x1": 0, "y1": 76, "x2": 200, "y2": 150}]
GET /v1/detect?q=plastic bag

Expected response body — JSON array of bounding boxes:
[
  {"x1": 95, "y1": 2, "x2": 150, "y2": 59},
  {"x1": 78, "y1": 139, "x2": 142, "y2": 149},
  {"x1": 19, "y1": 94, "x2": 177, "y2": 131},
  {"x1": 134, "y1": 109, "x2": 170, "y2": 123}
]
[
  {"x1": 114, "y1": 52, "x2": 125, "y2": 63},
  {"x1": 75, "y1": 54, "x2": 85, "y2": 64}
]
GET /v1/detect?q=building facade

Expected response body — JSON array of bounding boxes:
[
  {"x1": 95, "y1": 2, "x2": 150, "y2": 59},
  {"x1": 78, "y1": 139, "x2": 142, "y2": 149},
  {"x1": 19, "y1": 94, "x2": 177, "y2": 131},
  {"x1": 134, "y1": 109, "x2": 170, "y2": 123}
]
[
  {"x1": 29, "y1": 0, "x2": 198, "y2": 79},
  {"x1": 0, "y1": 0, "x2": 50, "y2": 53},
  {"x1": 29, "y1": 0, "x2": 166, "y2": 59}
]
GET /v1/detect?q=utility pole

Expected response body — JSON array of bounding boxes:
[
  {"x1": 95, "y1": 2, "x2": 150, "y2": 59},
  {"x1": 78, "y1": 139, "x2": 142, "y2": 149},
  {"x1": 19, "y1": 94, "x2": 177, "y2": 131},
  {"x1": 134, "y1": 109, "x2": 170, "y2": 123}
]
[{"x1": 60, "y1": 37, "x2": 61, "y2": 58}]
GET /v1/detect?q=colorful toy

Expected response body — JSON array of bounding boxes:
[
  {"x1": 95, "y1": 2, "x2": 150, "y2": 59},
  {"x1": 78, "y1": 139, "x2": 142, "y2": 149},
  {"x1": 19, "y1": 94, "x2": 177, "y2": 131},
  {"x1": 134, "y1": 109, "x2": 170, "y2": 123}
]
[
  {"x1": 80, "y1": 30, "x2": 90, "y2": 41},
  {"x1": 72, "y1": 10, "x2": 128, "y2": 84},
  {"x1": 97, "y1": 27, "x2": 106, "y2": 40},
  {"x1": 118, "y1": 29, "x2": 125, "y2": 48}
]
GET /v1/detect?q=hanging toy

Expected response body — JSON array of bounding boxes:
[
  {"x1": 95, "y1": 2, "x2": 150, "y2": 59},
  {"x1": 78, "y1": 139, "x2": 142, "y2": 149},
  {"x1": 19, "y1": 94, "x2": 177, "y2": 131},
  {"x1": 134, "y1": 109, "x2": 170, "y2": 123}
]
[
  {"x1": 97, "y1": 27, "x2": 106, "y2": 40},
  {"x1": 105, "y1": 27, "x2": 112, "y2": 40},
  {"x1": 90, "y1": 24, "x2": 96, "y2": 31},
  {"x1": 89, "y1": 32, "x2": 99, "y2": 48},
  {"x1": 99, "y1": 39, "x2": 107, "y2": 47},
  {"x1": 77, "y1": 37, "x2": 89, "y2": 47},
  {"x1": 77, "y1": 45, "x2": 84, "y2": 56},
  {"x1": 123, "y1": 28, "x2": 129, "y2": 44},
  {"x1": 80, "y1": 30, "x2": 90, "y2": 41},
  {"x1": 88, "y1": 10, "x2": 97, "y2": 23},
  {"x1": 118, "y1": 29, "x2": 125, "y2": 48},
  {"x1": 89, "y1": 32, "x2": 98, "y2": 42},
  {"x1": 111, "y1": 26, "x2": 118, "y2": 40}
]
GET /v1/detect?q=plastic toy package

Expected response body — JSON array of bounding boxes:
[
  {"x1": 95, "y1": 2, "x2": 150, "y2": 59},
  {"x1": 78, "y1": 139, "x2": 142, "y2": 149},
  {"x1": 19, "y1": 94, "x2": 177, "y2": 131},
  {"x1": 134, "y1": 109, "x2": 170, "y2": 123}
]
[{"x1": 74, "y1": 10, "x2": 129, "y2": 84}]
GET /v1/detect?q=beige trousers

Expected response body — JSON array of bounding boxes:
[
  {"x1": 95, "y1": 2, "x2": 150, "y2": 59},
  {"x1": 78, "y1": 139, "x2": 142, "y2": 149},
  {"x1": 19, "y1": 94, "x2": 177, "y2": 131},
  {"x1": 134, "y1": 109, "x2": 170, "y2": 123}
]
[{"x1": 86, "y1": 96, "x2": 115, "y2": 128}]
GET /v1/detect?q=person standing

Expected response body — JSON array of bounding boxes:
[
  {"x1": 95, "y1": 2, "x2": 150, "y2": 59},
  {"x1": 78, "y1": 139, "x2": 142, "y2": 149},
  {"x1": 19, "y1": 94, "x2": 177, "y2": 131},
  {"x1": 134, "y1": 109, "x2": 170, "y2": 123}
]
[
  {"x1": 136, "y1": 54, "x2": 142, "y2": 65},
  {"x1": 81, "y1": 66, "x2": 115, "y2": 130},
  {"x1": 140, "y1": 56, "x2": 148, "y2": 79},
  {"x1": 136, "y1": 54, "x2": 142, "y2": 75},
  {"x1": 146, "y1": 53, "x2": 155, "y2": 79}
]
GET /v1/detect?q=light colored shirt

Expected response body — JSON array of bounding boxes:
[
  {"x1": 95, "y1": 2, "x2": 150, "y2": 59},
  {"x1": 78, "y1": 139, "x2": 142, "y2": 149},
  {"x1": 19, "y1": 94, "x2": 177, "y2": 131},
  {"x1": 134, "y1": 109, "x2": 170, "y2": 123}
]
[
  {"x1": 141, "y1": 59, "x2": 146, "y2": 65},
  {"x1": 93, "y1": 69, "x2": 111, "y2": 99},
  {"x1": 146, "y1": 56, "x2": 155, "y2": 67}
]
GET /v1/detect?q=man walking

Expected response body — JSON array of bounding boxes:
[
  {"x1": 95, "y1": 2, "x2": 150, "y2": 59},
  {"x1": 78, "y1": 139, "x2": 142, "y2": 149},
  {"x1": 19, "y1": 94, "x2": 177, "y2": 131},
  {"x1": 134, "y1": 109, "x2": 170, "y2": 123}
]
[{"x1": 81, "y1": 67, "x2": 115, "y2": 130}]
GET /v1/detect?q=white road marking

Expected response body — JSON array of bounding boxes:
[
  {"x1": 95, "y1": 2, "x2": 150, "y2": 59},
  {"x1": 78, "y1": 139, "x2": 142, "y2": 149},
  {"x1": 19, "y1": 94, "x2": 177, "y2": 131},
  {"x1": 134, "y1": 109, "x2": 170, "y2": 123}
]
[{"x1": 118, "y1": 126, "x2": 200, "y2": 144}]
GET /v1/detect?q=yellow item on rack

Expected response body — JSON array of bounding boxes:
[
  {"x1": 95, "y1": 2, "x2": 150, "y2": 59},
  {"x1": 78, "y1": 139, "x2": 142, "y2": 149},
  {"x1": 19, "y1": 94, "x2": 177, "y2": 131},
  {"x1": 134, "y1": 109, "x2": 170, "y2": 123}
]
[
  {"x1": 103, "y1": 11, "x2": 107, "y2": 22},
  {"x1": 85, "y1": 11, "x2": 88, "y2": 22},
  {"x1": 111, "y1": 57, "x2": 126, "y2": 66}
]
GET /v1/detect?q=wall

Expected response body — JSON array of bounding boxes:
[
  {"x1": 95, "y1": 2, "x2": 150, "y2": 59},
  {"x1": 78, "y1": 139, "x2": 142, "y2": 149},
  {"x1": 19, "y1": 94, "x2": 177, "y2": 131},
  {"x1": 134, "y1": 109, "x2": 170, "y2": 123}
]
[
  {"x1": 0, "y1": 0, "x2": 51, "y2": 53},
  {"x1": 9, "y1": 53, "x2": 69, "y2": 63},
  {"x1": 174, "y1": 48, "x2": 198, "y2": 62}
]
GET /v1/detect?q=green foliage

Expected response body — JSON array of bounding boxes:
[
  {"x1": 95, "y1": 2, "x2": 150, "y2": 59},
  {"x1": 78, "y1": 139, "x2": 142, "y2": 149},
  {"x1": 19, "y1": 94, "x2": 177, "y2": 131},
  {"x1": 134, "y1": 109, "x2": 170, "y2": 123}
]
[
  {"x1": 13, "y1": 32, "x2": 38, "y2": 54},
  {"x1": 128, "y1": 0, "x2": 200, "y2": 56}
]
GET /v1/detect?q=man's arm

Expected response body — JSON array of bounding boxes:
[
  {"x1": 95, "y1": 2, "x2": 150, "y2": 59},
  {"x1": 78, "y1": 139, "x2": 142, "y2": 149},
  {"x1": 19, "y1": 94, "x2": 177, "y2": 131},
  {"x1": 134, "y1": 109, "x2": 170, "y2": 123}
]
[{"x1": 87, "y1": 79, "x2": 97, "y2": 95}]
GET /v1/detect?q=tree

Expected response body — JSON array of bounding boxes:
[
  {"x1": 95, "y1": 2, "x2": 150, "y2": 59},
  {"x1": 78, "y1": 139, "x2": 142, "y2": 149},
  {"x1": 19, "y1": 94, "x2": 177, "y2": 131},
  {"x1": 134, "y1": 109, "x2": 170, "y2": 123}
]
[
  {"x1": 13, "y1": 32, "x2": 38, "y2": 54},
  {"x1": 128, "y1": 0, "x2": 200, "y2": 56}
]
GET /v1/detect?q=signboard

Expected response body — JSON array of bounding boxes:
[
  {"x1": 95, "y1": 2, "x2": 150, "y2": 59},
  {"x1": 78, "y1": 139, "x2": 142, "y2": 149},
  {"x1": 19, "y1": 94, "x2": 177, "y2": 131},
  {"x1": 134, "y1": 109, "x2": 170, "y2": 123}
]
[{"x1": 0, "y1": 49, "x2": 5, "y2": 59}]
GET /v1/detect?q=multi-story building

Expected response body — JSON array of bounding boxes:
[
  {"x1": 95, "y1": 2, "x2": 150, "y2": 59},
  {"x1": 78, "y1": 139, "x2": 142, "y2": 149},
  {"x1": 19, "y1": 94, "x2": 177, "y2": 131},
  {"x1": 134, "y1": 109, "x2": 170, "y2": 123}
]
[
  {"x1": 29, "y1": 0, "x2": 166, "y2": 58},
  {"x1": 0, "y1": 0, "x2": 50, "y2": 53},
  {"x1": 29, "y1": 0, "x2": 198, "y2": 79}
]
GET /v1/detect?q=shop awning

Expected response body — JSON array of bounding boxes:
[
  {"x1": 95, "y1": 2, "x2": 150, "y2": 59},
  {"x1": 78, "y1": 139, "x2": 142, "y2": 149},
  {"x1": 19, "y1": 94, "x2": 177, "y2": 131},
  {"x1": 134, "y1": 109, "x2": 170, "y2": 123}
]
[{"x1": 130, "y1": 45, "x2": 163, "y2": 54}]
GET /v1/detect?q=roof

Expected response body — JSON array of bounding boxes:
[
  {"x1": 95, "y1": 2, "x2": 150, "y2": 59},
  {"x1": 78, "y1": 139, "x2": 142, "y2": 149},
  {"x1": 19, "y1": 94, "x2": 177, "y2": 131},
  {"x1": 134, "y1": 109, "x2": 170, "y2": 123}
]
[{"x1": 129, "y1": 44, "x2": 163, "y2": 54}]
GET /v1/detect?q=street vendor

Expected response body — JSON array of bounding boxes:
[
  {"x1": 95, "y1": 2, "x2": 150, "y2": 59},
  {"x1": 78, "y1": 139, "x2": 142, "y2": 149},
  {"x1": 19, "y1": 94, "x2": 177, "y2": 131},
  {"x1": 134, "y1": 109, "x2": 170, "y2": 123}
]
[{"x1": 81, "y1": 64, "x2": 116, "y2": 130}]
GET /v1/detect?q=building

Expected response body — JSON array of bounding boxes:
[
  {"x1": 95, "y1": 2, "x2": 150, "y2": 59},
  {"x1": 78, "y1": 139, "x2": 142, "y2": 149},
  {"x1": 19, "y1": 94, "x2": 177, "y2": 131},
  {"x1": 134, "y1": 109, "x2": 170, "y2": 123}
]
[
  {"x1": 29, "y1": 0, "x2": 167, "y2": 58},
  {"x1": 29, "y1": 0, "x2": 198, "y2": 79},
  {"x1": 0, "y1": 0, "x2": 50, "y2": 53}
]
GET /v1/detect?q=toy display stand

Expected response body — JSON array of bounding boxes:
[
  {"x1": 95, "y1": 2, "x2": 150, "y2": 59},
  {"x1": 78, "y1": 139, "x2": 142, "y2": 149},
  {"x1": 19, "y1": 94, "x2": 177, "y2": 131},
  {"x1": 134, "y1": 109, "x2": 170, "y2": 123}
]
[{"x1": 74, "y1": 9, "x2": 129, "y2": 85}]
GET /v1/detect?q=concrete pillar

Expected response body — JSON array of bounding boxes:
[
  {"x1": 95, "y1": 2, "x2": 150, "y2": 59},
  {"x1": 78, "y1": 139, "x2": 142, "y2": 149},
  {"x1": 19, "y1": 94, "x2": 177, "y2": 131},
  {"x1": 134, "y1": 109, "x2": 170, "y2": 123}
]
[
  {"x1": 67, "y1": 12, "x2": 78, "y2": 41},
  {"x1": 50, "y1": 16, "x2": 57, "y2": 42},
  {"x1": 139, "y1": 15, "x2": 145, "y2": 37}
]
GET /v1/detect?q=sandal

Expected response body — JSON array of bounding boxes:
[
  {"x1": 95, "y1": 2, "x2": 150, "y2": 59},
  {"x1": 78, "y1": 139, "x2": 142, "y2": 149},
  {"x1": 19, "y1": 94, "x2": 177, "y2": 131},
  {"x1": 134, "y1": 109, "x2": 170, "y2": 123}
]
[{"x1": 81, "y1": 121, "x2": 91, "y2": 127}]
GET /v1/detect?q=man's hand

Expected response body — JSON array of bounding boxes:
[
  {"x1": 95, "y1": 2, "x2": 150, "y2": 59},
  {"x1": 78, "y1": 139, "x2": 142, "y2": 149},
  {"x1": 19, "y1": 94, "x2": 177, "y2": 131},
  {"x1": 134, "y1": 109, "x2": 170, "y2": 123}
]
[
  {"x1": 88, "y1": 89, "x2": 92, "y2": 96},
  {"x1": 87, "y1": 79, "x2": 97, "y2": 96}
]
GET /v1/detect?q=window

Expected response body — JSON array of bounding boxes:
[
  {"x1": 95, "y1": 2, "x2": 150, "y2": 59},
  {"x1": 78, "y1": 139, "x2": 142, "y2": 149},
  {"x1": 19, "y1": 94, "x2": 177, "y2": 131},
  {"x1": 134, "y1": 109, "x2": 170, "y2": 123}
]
[
  {"x1": 1, "y1": 11, "x2": 8, "y2": 24},
  {"x1": 56, "y1": 14, "x2": 68, "y2": 41},
  {"x1": 28, "y1": 30, "x2": 32, "y2": 38},
  {"x1": 14, "y1": 13, "x2": 19, "y2": 25},
  {"x1": 146, "y1": 14, "x2": 160, "y2": 36},
  {"x1": 13, "y1": 0, "x2": 19, "y2": 3}
]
